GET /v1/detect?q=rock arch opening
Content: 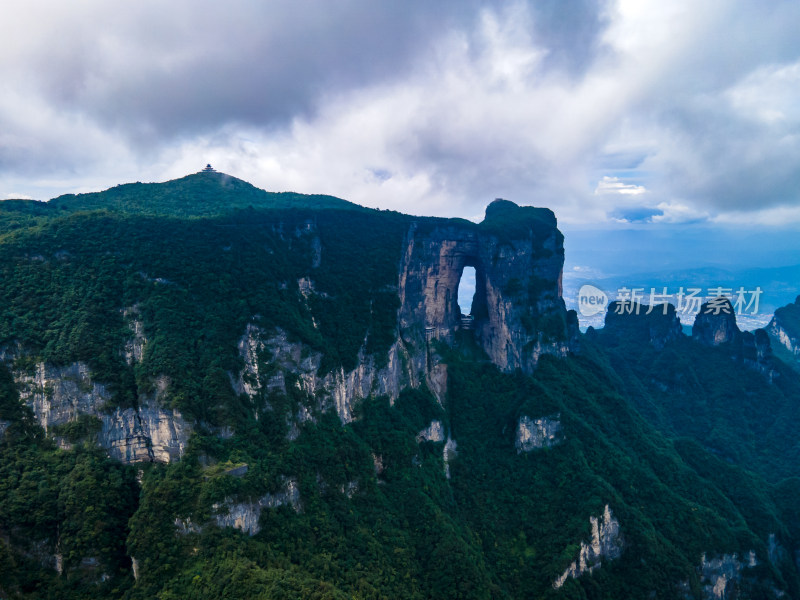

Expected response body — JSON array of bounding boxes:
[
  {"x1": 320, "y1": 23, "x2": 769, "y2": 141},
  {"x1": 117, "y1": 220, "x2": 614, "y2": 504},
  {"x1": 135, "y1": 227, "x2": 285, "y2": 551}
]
[
  {"x1": 454, "y1": 259, "x2": 488, "y2": 333},
  {"x1": 457, "y1": 265, "x2": 476, "y2": 316}
]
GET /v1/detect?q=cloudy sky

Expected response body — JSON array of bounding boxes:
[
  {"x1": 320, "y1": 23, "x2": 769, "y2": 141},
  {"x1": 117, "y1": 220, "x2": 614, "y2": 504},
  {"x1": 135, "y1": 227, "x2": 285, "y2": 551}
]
[{"x1": 2, "y1": 0, "x2": 799, "y2": 236}]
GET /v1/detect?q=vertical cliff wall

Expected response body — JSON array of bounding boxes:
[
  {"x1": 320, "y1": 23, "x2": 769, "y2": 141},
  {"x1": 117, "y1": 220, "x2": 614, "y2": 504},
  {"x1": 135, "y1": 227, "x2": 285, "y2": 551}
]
[{"x1": 398, "y1": 199, "x2": 577, "y2": 373}]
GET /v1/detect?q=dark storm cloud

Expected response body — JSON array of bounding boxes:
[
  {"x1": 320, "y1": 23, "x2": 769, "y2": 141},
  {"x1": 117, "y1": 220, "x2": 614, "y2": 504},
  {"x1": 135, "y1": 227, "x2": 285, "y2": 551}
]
[
  {"x1": 15, "y1": 1, "x2": 493, "y2": 140},
  {"x1": 7, "y1": 0, "x2": 616, "y2": 142},
  {"x1": 2, "y1": 0, "x2": 800, "y2": 226}
]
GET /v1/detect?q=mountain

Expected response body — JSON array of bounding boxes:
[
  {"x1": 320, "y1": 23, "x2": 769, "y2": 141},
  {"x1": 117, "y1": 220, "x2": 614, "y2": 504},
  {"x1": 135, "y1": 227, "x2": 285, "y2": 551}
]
[
  {"x1": 1, "y1": 172, "x2": 800, "y2": 599},
  {"x1": 49, "y1": 171, "x2": 363, "y2": 216}
]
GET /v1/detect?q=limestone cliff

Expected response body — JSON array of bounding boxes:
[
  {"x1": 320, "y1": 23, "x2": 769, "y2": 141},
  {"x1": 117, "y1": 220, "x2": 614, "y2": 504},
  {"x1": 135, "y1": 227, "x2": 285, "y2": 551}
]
[
  {"x1": 233, "y1": 325, "x2": 418, "y2": 424},
  {"x1": 6, "y1": 357, "x2": 189, "y2": 464},
  {"x1": 398, "y1": 199, "x2": 577, "y2": 375},
  {"x1": 693, "y1": 299, "x2": 741, "y2": 347},
  {"x1": 553, "y1": 505, "x2": 623, "y2": 589},
  {"x1": 699, "y1": 552, "x2": 757, "y2": 600},
  {"x1": 232, "y1": 200, "x2": 575, "y2": 426},
  {"x1": 515, "y1": 414, "x2": 562, "y2": 452},
  {"x1": 212, "y1": 478, "x2": 302, "y2": 536},
  {"x1": 416, "y1": 420, "x2": 445, "y2": 443},
  {"x1": 443, "y1": 437, "x2": 458, "y2": 479},
  {"x1": 692, "y1": 299, "x2": 774, "y2": 378},
  {"x1": 768, "y1": 295, "x2": 800, "y2": 357}
]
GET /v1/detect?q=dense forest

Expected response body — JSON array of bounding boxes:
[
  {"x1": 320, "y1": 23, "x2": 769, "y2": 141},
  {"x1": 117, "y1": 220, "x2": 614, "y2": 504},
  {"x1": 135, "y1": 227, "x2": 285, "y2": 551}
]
[{"x1": 1, "y1": 172, "x2": 800, "y2": 599}]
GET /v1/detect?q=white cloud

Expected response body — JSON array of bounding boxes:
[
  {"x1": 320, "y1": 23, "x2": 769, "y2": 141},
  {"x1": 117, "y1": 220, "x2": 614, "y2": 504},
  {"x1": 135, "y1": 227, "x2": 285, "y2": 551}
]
[{"x1": 594, "y1": 176, "x2": 646, "y2": 195}]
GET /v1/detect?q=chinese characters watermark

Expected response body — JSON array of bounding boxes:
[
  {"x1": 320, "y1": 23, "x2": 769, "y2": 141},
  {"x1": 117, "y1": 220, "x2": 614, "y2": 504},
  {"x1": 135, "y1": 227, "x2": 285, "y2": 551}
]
[{"x1": 577, "y1": 285, "x2": 762, "y2": 317}]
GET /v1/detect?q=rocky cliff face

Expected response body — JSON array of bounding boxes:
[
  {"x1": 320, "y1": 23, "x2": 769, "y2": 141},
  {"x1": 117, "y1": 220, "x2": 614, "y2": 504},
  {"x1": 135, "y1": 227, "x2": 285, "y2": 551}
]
[
  {"x1": 233, "y1": 325, "x2": 419, "y2": 424},
  {"x1": 692, "y1": 299, "x2": 774, "y2": 378},
  {"x1": 768, "y1": 296, "x2": 800, "y2": 357},
  {"x1": 398, "y1": 200, "x2": 577, "y2": 375},
  {"x1": 553, "y1": 505, "x2": 623, "y2": 589},
  {"x1": 699, "y1": 552, "x2": 757, "y2": 600},
  {"x1": 101, "y1": 379, "x2": 190, "y2": 464},
  {"x1": 212, "y1": 478, "x2": 302, "y2": 536},
  {"x1": 443, "y1": 437, "x2": 458, "y2": 479},
  {"x1": 416, "y1": 420, "x2": 445, "y2": 443},
  {"x1": 1, "y1": 200, "x2": 576, "y2": 462},
  {"x1": 7, "y1": 357, "x2": 189, "y2": 464},
  {"x1": 515, "y1": 414, "x2": 562, "y2": 452},
  {"x1": 693, "y1": 299, "x2": 741, "y2": 347}
]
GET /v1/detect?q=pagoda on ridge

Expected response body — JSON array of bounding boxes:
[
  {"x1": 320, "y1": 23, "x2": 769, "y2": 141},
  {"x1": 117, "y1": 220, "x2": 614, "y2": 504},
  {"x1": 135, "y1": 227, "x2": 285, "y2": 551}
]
[{"x1": 202, "y1": 164, "x2": 216, "y2": 172}]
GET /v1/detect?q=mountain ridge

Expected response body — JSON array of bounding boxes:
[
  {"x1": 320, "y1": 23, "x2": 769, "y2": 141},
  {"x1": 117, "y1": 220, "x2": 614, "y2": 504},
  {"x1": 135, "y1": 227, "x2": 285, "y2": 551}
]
[{"x1": 1, "y1": 174, "x2": 799, "y2": 599}]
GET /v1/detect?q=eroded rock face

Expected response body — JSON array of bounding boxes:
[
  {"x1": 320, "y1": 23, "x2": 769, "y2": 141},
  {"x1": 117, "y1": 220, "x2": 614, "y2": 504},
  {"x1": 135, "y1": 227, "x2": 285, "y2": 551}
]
[
  {"x1": 398, "y1": 200, "x2": 577, "y2": 375},
  {"x1": 700, "y1": 552, "x2": 756, "y2": 600},
  {"x1": 688, "y1": 300, "x2": 775, "y2": 378},
  {"x1": 100, "y1": 376, "x2": 189, "y2": 464},
  {"x1": 234, "y1": 325, "x2": 419, "y2": 424},
  {"x1": 174, "y1": 517, "x2": 203, "y2": 535},
  {"x1": 426, "y1": 362, "x2": 448, "y2": 406},
  {"x1": 417, "y1": 420, "x2": 445, "y2": 443},
  {"x1": 515, "y1": 414, "x2": 562, "y2": 452},
  {"x1": 553, "y1": 505, "x2": 623, "y2": 589},
  {"x1": 14, "y1": 362, "x2": 111, "y2": 435},
  {"x1": 8, "y1": 358, "x2": 189, "y2": 464},
  {"x1": 213, "y1": 478, "x2": 301, "y2": 536},
  {"x1": 693, "y1": 299, "x2": 740, "y2": 347},
  {"x1": 768, "y1": 296, "x2": 800, "y2": 357},
  {"x1": 131, "y1": 557, "x2": 140, "y2": 581},
  {"x1": 742, "y1": 329, "x2": 775, "y2": 380}
]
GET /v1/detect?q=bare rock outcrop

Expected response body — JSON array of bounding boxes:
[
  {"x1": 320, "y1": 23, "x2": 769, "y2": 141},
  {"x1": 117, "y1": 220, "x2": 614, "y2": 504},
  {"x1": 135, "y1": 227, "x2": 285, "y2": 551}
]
[
  {"x1": 417, "y1": 420, "x2": 445, "y2": 443},
  {"x1": 693, "y1": 298, "x2": 741, "y2": 347},
  {"x1": 233, "y1": 325, "x2": 418, "y2": 424},
  {"x1": 699, "y1": 552, "x2": 757, "y2": 600},
  {"x1": 691, "y1": 299, "x2": 774, "y2": 378},
  {"x1": 123, "y1": 306, "x2": 146, "y2": 365},
  {"x1": 553, "y1": 505, "x2": 623, "y2": 589},
  {"x1": 8, "y1": 358, "x2": 189, "y2": 464},
  {"x1": 515, "y1": 414, "x2": 562, "y2": 452},
  {"x1": 768, "y1": 295, "x2": 800, "y2": 357},
  {"x1": 213, "y1": 478, "x2": 301, "y2": 536},
  {"x1": 443, "y1": 437, "x2": 458, "y2": 479}
]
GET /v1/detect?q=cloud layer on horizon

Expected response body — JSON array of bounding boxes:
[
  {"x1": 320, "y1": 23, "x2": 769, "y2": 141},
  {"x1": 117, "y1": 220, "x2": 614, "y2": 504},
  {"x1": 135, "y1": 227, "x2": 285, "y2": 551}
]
[{"x1": 1, "y1": 0, "x2": 799, "y2": 226}]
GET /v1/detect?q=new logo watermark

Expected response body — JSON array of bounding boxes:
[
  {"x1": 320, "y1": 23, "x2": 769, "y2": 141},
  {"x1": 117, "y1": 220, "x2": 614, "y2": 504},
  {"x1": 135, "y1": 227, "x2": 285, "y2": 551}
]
[{"x1": 578, "y1": 284, "x2": 609, "y2": 316}]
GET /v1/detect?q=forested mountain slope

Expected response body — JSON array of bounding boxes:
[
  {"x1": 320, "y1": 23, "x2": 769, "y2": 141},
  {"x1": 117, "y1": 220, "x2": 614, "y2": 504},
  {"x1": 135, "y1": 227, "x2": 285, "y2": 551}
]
[{"x1": 1, "y1": 172, "x2": 799, "y2": 599}]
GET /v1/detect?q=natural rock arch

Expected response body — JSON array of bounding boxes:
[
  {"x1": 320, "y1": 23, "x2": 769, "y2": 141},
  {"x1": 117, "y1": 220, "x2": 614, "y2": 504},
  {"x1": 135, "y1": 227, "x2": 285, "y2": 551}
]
[{"x1": 397, "y1": 200, "x2": 578, "y2": 374}]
